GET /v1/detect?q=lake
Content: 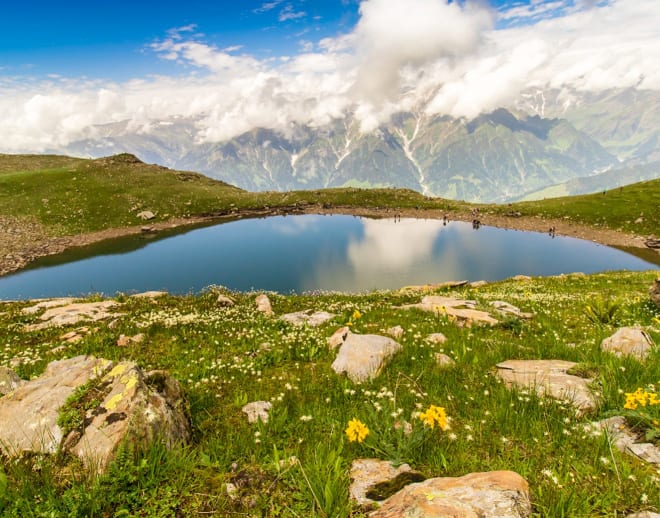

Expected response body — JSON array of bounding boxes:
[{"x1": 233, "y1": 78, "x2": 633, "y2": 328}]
[{"x1": 0, "y1": 215, "x2": 657, "y2": 300}]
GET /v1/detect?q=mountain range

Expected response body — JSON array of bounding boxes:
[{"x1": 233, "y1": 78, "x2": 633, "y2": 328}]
[{"x1": 62, "y1": 88, "x2": 659, "y2": 203}]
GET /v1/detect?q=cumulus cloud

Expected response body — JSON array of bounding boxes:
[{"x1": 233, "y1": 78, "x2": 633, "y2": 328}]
[{"x1": 0, "y1": 0, "x2": 658, "y2": 152}]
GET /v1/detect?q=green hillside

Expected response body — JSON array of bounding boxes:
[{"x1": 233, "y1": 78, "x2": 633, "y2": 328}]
[
  {"x1": 493, "y1": 178, "x2": 660, "y2": 237},
  {"x1": 0, "y1": 152, "x2": 658, "y2": 240}
]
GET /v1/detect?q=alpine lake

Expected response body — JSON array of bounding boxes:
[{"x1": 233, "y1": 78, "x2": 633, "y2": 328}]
[{"x1": 0, "y1": 214, "x2": 657, "y2": 300}]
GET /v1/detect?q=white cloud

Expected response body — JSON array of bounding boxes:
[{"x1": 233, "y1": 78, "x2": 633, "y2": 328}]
[{"x1": 0, "y1": 0, "x2": 658, "y2": 152}]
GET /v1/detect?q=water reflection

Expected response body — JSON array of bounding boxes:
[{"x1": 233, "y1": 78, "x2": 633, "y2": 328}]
[{"x1": 0, "y1": 215, "x2": 656, "y2": 300}]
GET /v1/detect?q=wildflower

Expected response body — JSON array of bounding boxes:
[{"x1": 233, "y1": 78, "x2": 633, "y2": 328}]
[
  {"x1": 352, "y1": 309, "x2": 362, "y2": 320},
  {"x1": 418, "y1": 405, "x2": 449, "y2": 430},
  {"x1": 345, "y1": 418, "x2": 369, "y2": 443},
  {"x1": 640, "y1": 493, "x2": 648, "y2": 504}
]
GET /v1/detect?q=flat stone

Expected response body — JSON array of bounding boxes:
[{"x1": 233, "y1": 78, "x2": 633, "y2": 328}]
[
  {"x1": 117, "y1": 333, "x2": 145, "y2": 347},
  {"x1": 370, "y1": 470, "x2": 531, "y2": 518},
  {"x1": 627, "y1": 513, "x2": 660, "y2": 518},
  {"x1": 402, "y1": 296, "x2": 498, "y2": 327},
  {"x1": 491, "y1": 301, "x2": 534, "y2": 319},
  {"x1": 25, "y1": 301, "x2": 122, "y2": 331},
  {"x1": 130, "y1": 291, "x2": 167, "y2": 299},
  {"x1": 242, "y1": 401, "x2": 272, "y2": 424},
  {"x1": 511, "y1": 275, "x2": 532, "y2": 281},
  {"x1": 349, "y1": 458, "x2": 425, "y2": 507},
  {"x1": 21, "y1": 298, "x2": 75, "y2": 315},
  {"x1": 601, "y1": 327, "x2": 654, "y2": 360},
  {"x1": 496, "y1": 360, "x2": 597, "y2": 413},
  {"x1": 434, "y1": 353, "x2": 456, "y2": 368},
  {"x1": 595, "y1": 416, "x2": 660, "y2": 465},
  {"x1": 279, "y1": 310, "x2": 335, "y2": 327},
  {"x1": 0, "y1": 366, "x2": 24, "y2": 396},
  {"x1": 425, "y1": 333, "x2": 447, "y2": 344},
  {"x1": 255, "y1": 294, "x2": 274, "y2": 316},
  {"x1": 470, "y1": 280, "x2": 488, "y2": 288},
  {"x1": 332, "y1": 333, "x2": 402, "y2": 383}
]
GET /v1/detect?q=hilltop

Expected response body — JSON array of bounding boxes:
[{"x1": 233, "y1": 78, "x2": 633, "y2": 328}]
[{"x1": 0, "y1": 152, "x2": 658, "y2": 276}]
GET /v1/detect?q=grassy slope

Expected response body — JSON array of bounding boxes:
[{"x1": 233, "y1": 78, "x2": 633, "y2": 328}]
[
  {"x1": 0, "y1": 271, "x2": 658, "y2": 516},
  {"x1": 2, "y1": 152, "x2": 657, "y2": 240},
  {"x1": 488, "y1": 178, "x2": 660, "y2": 237}
]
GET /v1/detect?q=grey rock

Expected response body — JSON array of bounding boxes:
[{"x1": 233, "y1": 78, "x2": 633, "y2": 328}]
[
  {"x1": 595, "y1": 416, "x2": 660, "y2": 465},
  {"x1": 626, "y1": 513, "x2": 660, "y2": 518},
  {"x1": 370, "y1": 470, "x2": 531, "y2": 518},
  {"x1": 402, "y1": 296, "x2": 498, "y2": 327},
  {"x1": 280, "y1": 310, "x2": 335, "y2": 327},
  {"x1": 349, "y1": 458, "x2": 424, "y2": 508},
  {"x1": 25, "y1": 301, "x2": 122, "y2": 331},
  {"x1": 332, "y1": 333, "x2": 402, "y2": 383},
  {"x1": 21, "y1": 298, "x2": 75, "y2": 315},
  {"x1": 0, "y1": 356, "x2": 190, "y2": 474},
  {"x1": 491, "y1": 301, "x2": 534, "y2": 319},
  {"x1": 216, "y1": 294, "x2": 236, "y2": 307},
  {"x1": 601, "y1": 327, "x2": 654, "y2": 360},
  {"x1": 496, "y1": 359, "x2": 598, "y2": 414},
  {"x1": 327, "y1": 326, "x2": 350, "y2": 350}
]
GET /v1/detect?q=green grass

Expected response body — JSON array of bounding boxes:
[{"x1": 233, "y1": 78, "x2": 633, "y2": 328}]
[
  {"x1": 2, "y1": 152, "x2": 657, "y2": 242},
  {"x1": 490, "y1": 179, "x2": 660, "y2": 237},
  {"x1": 0, "y1": 270, "x2": 659, "y2": 516}
]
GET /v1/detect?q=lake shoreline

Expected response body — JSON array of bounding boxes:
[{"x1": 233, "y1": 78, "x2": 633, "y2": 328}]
[{"x1": 0, "y1": 204, "x2": 656, "y2": 278}]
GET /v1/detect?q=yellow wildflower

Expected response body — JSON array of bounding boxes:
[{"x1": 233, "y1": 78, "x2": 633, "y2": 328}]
[
  {"x1": 352, "y1": 309, "x2": 362, "y2": 320},
  {"x1": 419, "y1": 405, "x2": 449, "y2": 431},
  {"x1": 345, "y1": 418, "x2": 369, "y2": 443}
]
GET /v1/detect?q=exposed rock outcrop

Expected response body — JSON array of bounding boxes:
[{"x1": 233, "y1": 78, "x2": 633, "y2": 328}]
[
  {"x1": 0, "y1": 356, "x2": 190, "y2": 474},
  {"x1": 24, "y1": 301, "x2": 122, "y2": 331},
  {"x1": 280, "y1": 310, "x2": 335, "y2": 327},
  {"x1": 496, "y1": 359, "x2": 598, "y2": 413},
  {"x1": 370, "y1": 470, "x2": 531, "y2": 518},
  {"x1": 255, "y1": 294, "x2": 274, "y2": 316},
  {"x1": 332, "y1": 333, "x2": 402, "y2": 383},
  {"x1": 402, "y1": 296, "x2": 499, "y2": 327},
  {"x1": 601, "y1": 327, "x2": 654, "y2": 360},
  {"x1": 349, "y1": 459, "x2": 425, "y2": 508}
]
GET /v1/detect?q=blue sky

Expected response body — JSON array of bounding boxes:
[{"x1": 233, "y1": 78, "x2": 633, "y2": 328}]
[
  {"x1": 1, "y1": 0, "x2": 559, "y2": 80},
  {"x1": 1, "y1": 0, "x2": 656, "y2": 153}
]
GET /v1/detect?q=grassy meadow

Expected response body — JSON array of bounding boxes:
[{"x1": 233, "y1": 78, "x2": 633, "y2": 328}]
[
  {"x1": 0, "y1": 270, "x2": 659, "y2": 516},
  {"x1": 1, "y1": 153, "x2": 658, "y2": 239}
]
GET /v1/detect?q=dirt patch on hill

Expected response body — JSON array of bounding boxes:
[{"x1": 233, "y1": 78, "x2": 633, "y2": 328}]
[{"x1": 0, "y1": 206, "x2": 656, "y2": 278}]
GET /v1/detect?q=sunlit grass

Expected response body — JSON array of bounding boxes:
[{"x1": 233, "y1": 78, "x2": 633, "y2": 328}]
[{"x1": 0, "y1": 270, "x2": 659, "y2": 516}]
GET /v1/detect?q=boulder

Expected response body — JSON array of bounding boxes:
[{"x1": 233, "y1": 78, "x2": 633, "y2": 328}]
[
  {"x1": 511, "y1": 275, "x2": 532, "y2": 281},
  {"x1": 601, "y1": 327, "x2": 654, "y2": 360},
  {"x1": 280, "y1": 310, "x2": 335, "y2": 327},
  {"x1": 242, "y1": 401, "x2": 272, "y2": 424},
  {"x1": 25, "y1": 301, "x2": 122, "y2": 331},
  {"x1": 0, "y1": 356, "x2": 190, "y2": 473},
  {"x1": 370, "y1": 470, "x2": 531, "y2": 518},
  {"x1": 332, "y1": 333, "x2": 402, "y2": 383},
  {"x1": 650, "y1": 278, "x2": 660, "y2": 308},
  {"x1": 0, "y1": 366, "x2": 24, "y2": 396},
  {"x1": 594, "y1": 416, "x2": 660, "y2": 465},
  {"x1": 491, "y1": 301, "x2": 534, "y2": 319},
  {"x1": 470, "y1": 280, "x2": 488, "y2": 288},
  {"x1": 349, "y1": 458, "x2": 424, "y2": 508},
  {"x1": 402, "y1": 296, "x2": 498, "y2": 327},
  {"x1": 496, "y1": 360, "x2": 597, "y2": 414},
  {"x1": 425, "y1": 333, "x2": 447, "y2": 345},
  {"x1": 255, "y1": 294, "x2": 274, "y2": 316},
  {"x1": 116, "y1": 333, "x2": 145, "y2": 347}
]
